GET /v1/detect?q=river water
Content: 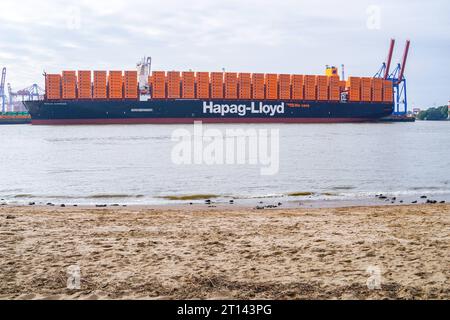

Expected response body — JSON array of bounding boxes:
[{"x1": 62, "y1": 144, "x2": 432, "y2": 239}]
[{"x1": 0, "y1": 121, "x2": 449, "y2": 206}]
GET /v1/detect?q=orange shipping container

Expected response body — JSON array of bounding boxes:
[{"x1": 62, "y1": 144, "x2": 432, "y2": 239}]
[
  {"x1": 328, "y1": 76, "x2": 340, "y2": 102},
  {"x1": 181, "y1": 72, "x2": 195, "y2": 99},
  {"x1": 347, "y1": 77, "x2": 361, "y2": 102},
  {"x1": 316, "y1": 75, "x2": 328, "y2": 101},
  {"x1": 360, "y1": 77, "x2": 372, "y2": 102},
  {"x1": 124, "y1": 71, "x2": 138, "y2": 99},
  {"x1": 371, "y1": 78, "x2": 383, "y2": 102},
  {"x1": 252, "y1": 73, "x2": 265, "y2": 99},
  {"x1": 62, "y1": 71, "x2": 77, "y2": 99},
  {"x1": 278, "y1": 74, "x2": 291, "y2": 100},
  {"x1": 151, "y1": 71, "x2": 166, "y2": 99},
  {"x1": 78, "y1": 71, "x2": 92, "y2": 99},
  {"x1": 291, "y1": 75, "x2": 304, "y2": 100},
  {"x1": 265, "y1": 74, "x2": 278, "y2": 100},
  {"x1": 304, "y1": 75, "x2": 316, "y2": 100},
  {"x1": 196, "y1": 72, "x2": 210, "y2": 99},
  {"x1": 211, "y1": 72, "x2": 224, "y2": 99},
  {"x1": 238, "y1": 73, "x2": 251, "y2": 99},
  {"x1": 383, "y1": 80, "x2": 394, "y2": 102},
  {"x1": 93, "y1": 71, "x2": 107, "y2": 99},
  {"x1": 224, "y1": 73, "x2": 238, "y2": 99},
  {"x1": 108, "y1": 71, "x2": 123, "y2": 99},
  {"x1": 45, "y1": 74, "x2": 61, "y2": 100},
  {"x1": 167, "y1": 71, "x2": 181, "y2": 99}
]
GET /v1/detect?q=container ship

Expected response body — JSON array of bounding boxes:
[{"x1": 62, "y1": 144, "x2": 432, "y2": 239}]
[
  {"x1": 24, "y1": 62, "x2": 394, "y2": 125},
  {"x1": 0, "y1": 112, "x2": 31, "y2": 125}
]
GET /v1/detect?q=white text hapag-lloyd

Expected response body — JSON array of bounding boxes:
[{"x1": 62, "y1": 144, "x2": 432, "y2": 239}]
[{"x1": 203, "y1": 102, "x2": 285, "y2": 117}]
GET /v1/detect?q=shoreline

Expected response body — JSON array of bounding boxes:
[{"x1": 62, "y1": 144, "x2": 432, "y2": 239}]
[{"x1": 1, "y1": 204, "x2": 449, "y2": 300}]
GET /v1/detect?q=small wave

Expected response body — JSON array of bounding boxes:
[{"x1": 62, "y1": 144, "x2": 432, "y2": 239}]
[
  {"x1": 158, "y1": 194, "x2": 220, "y2": 201},
  {"x1": 331, "y1": 186, "x2": 356, "y2": 190},
  {"x1": 87, "y1": 194, "x2": 145, "y2": 199},
  {"x1": 287, "y1": 192, "x2": 314, "y2": 197},
  {"x1": 13, "y1": 194, "x2": 34, "y2": 198}
]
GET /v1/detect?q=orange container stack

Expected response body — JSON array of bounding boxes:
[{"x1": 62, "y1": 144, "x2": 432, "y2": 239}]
[
  {"x1": 265, "y1": 74, "x2": 278, "y2": 100},
  {"x1": 62, "y1": 71, "x2": 77, "y2": 100},
  {"x1": 151, "y1": 71, "x2": 166, "y2": 99},
  {"x1": 182, "y1": 72, "x2": 195, "y2": 99},
  {"x1": 383, "y1": 80, "x2": 394, "y2": 102},
  {"x1": 238, "y1": 73, "x2": 251, "y2": 99},
  {"x1": 278, "y1": 74, "x2": 291, "y2": 100},
  {"x1": 291, "y1": 75, "x2": 304, "y2": 100},
  {"x1": 124, "y1": 71, "x2": 138, "y2": 99},
  {"x1": 316, "y1": 75, "x2": 328, "y2": 101},
  {"x1": 211, "y1": 72, "x2": 224, "y2": 99},
  {"x1": 304, "y1": 75, "x2": 316, "y2": 100},
  {"x1": 93, "y1": 71, "x2": 107, "y2": 99},
  {"x1": 328, "y1": 76, "x2": 340, "y2": 102},
  {"x1": 196, "y1": 72, "x2": 210, "y2": 99},
  {"x1": 361, "y1": 77, "x2": 372, "y2": 102},
  {"x1": 45, "y1": 74, "x2": 62, "y2": 100},
  {"x1": 108, "y1": 71, "x2": 123, "y2": 99},
  {"x1": 167, "y1": 71, "x2": 181, "y2": 99},
  {"x1": 78, "y1": 71, "x2": 92, "y2": 99},
  {"x1": 252, "y1": 73, "x2": 265, "y2": 99},
  {"x1": 224, "y1": 72, "x2": 238, "y2": 99},
  {"x1": 347, "y1": 77, "x2": 361, "y2": 102},
  {"x1": 371, "y1": 78, "x2": 383, "y2": 102}
]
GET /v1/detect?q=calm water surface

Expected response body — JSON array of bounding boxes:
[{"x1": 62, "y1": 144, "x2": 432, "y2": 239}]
[{"x1": 0, "y1": 122, "x2": 449, "y2": 205}]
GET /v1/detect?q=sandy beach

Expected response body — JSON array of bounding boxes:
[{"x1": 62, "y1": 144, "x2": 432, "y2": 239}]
[{"x1": 0, "y1": 204, "x2": 448, "y2": 300}]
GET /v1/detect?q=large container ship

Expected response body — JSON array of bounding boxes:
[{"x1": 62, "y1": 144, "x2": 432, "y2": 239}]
[{"x1": 24, "y1": 62, "x2": 394, "y2": 125}]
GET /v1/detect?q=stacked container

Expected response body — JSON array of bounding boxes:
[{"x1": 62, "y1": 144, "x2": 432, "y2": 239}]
[
  {"x1": 252, "y1": 73, "x2": 265, "y2": 99},
  {"x1": 182, "y1": 72, "x2": 195, "y2": 99},
  {"x1": 291, "y1": 75, "x2": 304, "y2": 100},
  {"x1": 383, "y1": 80, "x2": 394, "y2": 102},
  {"x1": 196, "y1": 72, "x2": 210, "y2": 99},
  {"x1": 151, "y1": 71, "x2": 166, "y2": 99},
  {"x1": 304, "y1": 75, "x2": 316, "y2": 100},
  {"x1": 167, "y1": 71, "x2": 181, "y2": 99},
  {"x1": 62, "y1": 71, "x2": 77, "y2": 99},
  {"x1": 93, "y1": 71, "x2": 107, "y2": 99},
  {"x1": 45, "y1": 74, "x2": 62, "y2": 100},
  {"x1": 316, "y1": 75, "x2": 328, "y2": 101},
  {"x1": 108, "y1": 71, "x2": 123, "y2": 99},
  {"x1": 328, "y1": 76, "x2": 340, "y2": 102},
  {"x1": 278, "y1": 74, "x2": 291, "y2": 100},
  {"x1": 224, "y1": 73, "x2": 238, "y2": 99},
  {"x1": 265, "y1": 74, "x2": 278, "y2": 100},
  {"x1": 238, "y1": 73, "x2": 251, "y2": 99},
  {"x1": 371, "y1": 78, "x2": 383, "y2": 102},
  {"x1": 347, "y1": 77, "x2": 361, "y2": 102},
  {"x1": 124, "y1": 71, "x2": 138, "y2": 99},
  {"x1": 78, "y1": 71, "x2": 92, "y2": 99},
  {"x1": 211, "y1": 72, "x2": 224, "y2": 99},
  {"x1": 361, "y1": 77, "x2": 372, "y2": 102}
]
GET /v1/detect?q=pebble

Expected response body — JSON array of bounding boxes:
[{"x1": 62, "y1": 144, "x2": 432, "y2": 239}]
[
  {"x1": 420, "y1": 196, "x2": 427, "y2": 199},
  {"x1": 60, "y1": 204, "x2": 66, "y2": 207},
  {"x1": 96, "y1": 205, "x2": 107, "y2": 208},
  {"x1": 28, "y1": 202, "x2": 35, "y2": 206},
  {"x1": 412, "y1": 201, "x2": 418, "y2": 204},
  {"x1": 6, "y1": 215, "x2": 15, "y2": 219},
  {"x1": 440, "y1": 201, "x2": 446, "y2": 204},
  {"x1": 255, "y1": 206, "x2": 265, "y2": 210}
]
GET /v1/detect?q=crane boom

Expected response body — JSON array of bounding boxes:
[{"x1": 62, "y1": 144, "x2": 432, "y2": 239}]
[
  {"x1": 396, "y1": 40, "x2": 410, "y2": 84},
  {"x1": 384, "y1": 39, "x2": 395, "y2": 79}
]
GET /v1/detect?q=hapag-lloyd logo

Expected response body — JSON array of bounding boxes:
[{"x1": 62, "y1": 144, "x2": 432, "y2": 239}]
[{"x1": 203, "y1": 101, "x2": 285, "y2": 117}]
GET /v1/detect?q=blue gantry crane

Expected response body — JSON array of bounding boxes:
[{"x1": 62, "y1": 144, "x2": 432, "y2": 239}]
[{"x1": 375, "y1": 39, "x2": 411, "y2": 115}]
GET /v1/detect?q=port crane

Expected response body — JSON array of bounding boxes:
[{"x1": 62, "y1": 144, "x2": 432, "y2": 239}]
[
  {"x1": 137, "y1": 56, "x2": 152, "y2": 100},
  {"x1": 0, "y1": 67, "x2": 6, "y2": 113},
  {"x1": 7, "y1": 83, "x2": 45, "y2": 112},
  {"x1": 375, "y1": 39, "x2": 411, "y2": 115}
]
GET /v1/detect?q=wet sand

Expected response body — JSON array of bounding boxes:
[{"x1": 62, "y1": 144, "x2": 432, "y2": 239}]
[{"x1": 0, "y1": 204, "x2": 449, "y2": 300}]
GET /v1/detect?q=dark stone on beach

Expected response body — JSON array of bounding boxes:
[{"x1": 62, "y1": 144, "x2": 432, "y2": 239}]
[
  {"x1": 259, "y1": 201, "x2": 264, "y2": 204},
  {"x1": 28, "y1": 202, "x2": 35, "y2": 206},
  {"x1": 1, "y1": 203, "x2": 6, "y2": 206},
  {"x1": 73, "y1": 205, "x2": 78, "y2": 207},
  {"x1": 189, "y1": 202, "x2": 193, "y2": 205},
  {"x1": 111, "y1": 204, "x2": 119, "y2": 207},
  {"x1": 255, "y1": 206, "x2": 265, "y2": 210},
  {"x1": 205, "y1": 200, "x2": 211, "y2": 204},
  {"x1": 96, "y1": 204, "x2": 107, "y2": 208},
  {"x1": 392, "y1": 197, "x2": 397, "y2": 201},
  {"x1": 278, "y1": 202, "x2": 282, "y2": 206},
  {"x1": 412, "y1": 201, "x2": 417, "y2": 204},
  {"x1": 123, "y1": 205, "x2": 127, "y2": 207},
  {"x1": 379, "y1": 196, "x2": 387, "y2": 200},
  {"x1": 400, "y1": 200, "x2": 404, "y2": 203},
  {"x1": 420, "y1": 196, "x2": 427, "y2": 199},
  {"x1": 440, "y1": 201, "x2": 446, "y2": 204},
  {"x1": 229, "y1": 200, "x2": 234, "y2": 204},
  {"x1": 391, "y1": 201, "x2": 395, "y2": 204},
  {"x1": 6, "y1": 215, "x2": 15, "y2": 219},
  {"x1": 60, "y1": 204, "x2": 65, "y2": 207}
]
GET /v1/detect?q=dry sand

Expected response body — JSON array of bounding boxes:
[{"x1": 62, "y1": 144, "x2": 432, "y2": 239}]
[{"x1": 0, "y1": 204, "x2": 449, "y2": 300}]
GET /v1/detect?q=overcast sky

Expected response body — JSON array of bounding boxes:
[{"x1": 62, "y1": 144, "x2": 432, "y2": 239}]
[{"x1": 1, "y1": 0, "x2": 449, "y2": 107}]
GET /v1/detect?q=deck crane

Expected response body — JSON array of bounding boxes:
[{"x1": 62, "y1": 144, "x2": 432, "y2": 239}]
[
  {"x1": 375, "y1": 39, "x2": 411, "y2": 115},
  {"x1": 137, "y1": 56, "x2": 152, "y2": 101}
]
